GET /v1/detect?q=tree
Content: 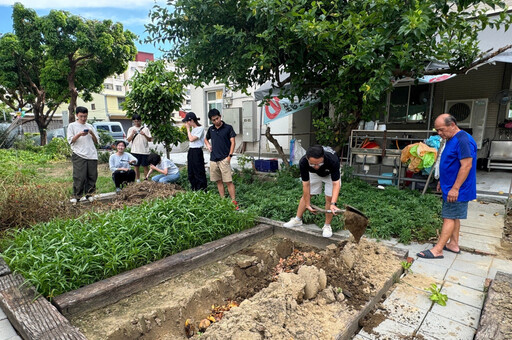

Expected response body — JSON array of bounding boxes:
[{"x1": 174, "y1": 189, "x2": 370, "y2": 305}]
[
  {"x1": 147, "y1": 0, "x2": 512, "y2": 148},
  {"x1": 0, "y1": 3, "x2": 137, "y2": 145},
  {"x1": 0, "y1": 4, "x2": 68, "y2": 145},
  {"x1": 124, "y1": 60, "x2": 187, "y2": 155},
  {"x1": 40, "y1": 6, "x2": 137, "y2": 123}
]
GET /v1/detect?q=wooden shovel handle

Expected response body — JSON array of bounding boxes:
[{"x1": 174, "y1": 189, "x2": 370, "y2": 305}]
[{"x1": 310, "y1": 204, "x2": 344, "y2": 215}]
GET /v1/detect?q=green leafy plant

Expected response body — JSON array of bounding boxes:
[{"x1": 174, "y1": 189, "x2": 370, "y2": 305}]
[
  {"x1": 400, "y1": 261, "x2": 413, "y2": 273},
  {"x1": 0, "y1": 191, "x2": 256, "y2": 298},
  {"x1": 427, "y1": 283, "x2": 448, "y2": 306}
]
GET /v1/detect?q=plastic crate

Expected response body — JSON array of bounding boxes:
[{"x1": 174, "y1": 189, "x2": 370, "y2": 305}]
[
  {"x1": 378, "y1": 172, "x2": 395, "y2": 185},
  {"x1": 255, "y1": 159, "x2": 278, "y2": 172}
]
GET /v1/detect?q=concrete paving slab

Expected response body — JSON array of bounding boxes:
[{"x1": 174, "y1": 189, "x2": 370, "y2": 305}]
[
  {"x1": 441, "y1": 282, "x2": 486, "y2": 309},
  {"x1": 431, "y1": 299, "x2": 481, "y2": 329},
  {"x1": 352, "y1": 335, "x2": 370, "y2": 340},
  {"x1": 417, "y1": 312, "x2": 476, "y2": 340},
  {"x1": 385, "y1": 283, "x2": 433, "y2": 310},
  {"x1": 0, "y1": 306, "x2": 5, "y2": 320},
  {"x1": 451, "y1": 259, "x2": 491, "y2": 277},
  {"x1": 458, "y1": 238, "x2": 498, "y2": 255},
  {"x1": 466, "y1": 200, "x2": 505, "y2": 215},
  {"x1": 394, "y1": 242, "x2": 429, "y2": 257},
  {"x1": 409, "y1": 260, "x2": 449, "y2": 281},
  {"x1": 445, "y1": 268, "x2": 487, "y2": 291},
  {"x1": 455, "y1": 252, "x2": 493, "y2": 267},
  {"x1": 488, "y1": 258, "x2": 512, "y2": 279},
  {"x1": 6, "y1": 336, "x2": 22, "y2": 340},
  {"x1": 357, "y1": 318, "x2": 416, "y2": 340},
  {"x1": 382, "y1": 299, "x2": 429, "y2": 328},
  {"x1": 460, "y1": 225, "x2": 503, "y2": 238},
  {"x1": 400, "y1": 272, "x2": 443, "y2": 291},
  {"x1": 0, "y1": 319, "x2": 17, "y2": 340},
  {"x1": 460, "y1": 233, "x2": 502, "y2": 245}
]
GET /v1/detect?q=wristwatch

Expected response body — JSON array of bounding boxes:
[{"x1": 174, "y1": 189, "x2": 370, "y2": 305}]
[
  {"x1": 229, "y1": 154, "x2": 233, "y2": 157},
  {"x1": 330, "y1": 202, "x2": 337, "y2": 206}
]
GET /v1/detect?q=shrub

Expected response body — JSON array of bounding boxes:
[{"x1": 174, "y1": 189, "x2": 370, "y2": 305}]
[{"x1": 43, "y1": 138, "x2": 72, "y2": 160}]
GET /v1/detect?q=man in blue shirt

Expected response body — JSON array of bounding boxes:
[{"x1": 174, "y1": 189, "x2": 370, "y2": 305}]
[{"x1": 418, "y1": 113, "x2": 477, "y2": 259}]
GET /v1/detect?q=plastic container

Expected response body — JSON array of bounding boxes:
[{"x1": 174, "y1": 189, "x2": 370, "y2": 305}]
[
  {"x1": 378, "y1": 172, "x2": 395, "y2": 185},
  {"x1": 255, "y1": 159, "x2": 278, "y2": 172}
]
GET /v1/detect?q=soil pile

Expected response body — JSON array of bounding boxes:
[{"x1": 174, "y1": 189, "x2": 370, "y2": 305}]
[{"x1": 110, "y1": 181, "x2": 185, "y2": 208}]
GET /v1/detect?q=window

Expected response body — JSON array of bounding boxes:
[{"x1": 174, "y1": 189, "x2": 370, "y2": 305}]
[
  {"x1": 96, "y1": 125, "x2": 108, "y2": 131},
  {"x1": 91, "y1": 104, "x2": 96, "y2": 110},
  {"x1": 206, "y1": 90, "x2": 223, "y2": 114},
  {"x1": 508, "y1": 106, "x2": 512, "y2": 119},
  {"x1": 388, "y1": 85, "x2": 429, "y2": 123},
  {"x1": 115, "y1": 85, "x2": 123, "y2": 91},
  {"x1": 186, "y1": 99, "x2": 191, "y2": 105},
  {"x1": 111, "y1": 125, "x2": 122, "y2": 132},
  {"x1": 117, "y1": 97, "x2": 125, "y2": 110},
  {"x1": 104, "y1": 83, "x2": 113, "y2": 90}
]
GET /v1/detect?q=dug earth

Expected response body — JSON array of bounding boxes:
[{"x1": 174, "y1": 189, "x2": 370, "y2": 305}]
[{"x1": 71, "y1": 237, "x2": 401, "y2": 339}]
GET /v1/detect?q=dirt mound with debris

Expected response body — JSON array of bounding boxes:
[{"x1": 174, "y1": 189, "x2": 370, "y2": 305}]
[{"x1": 109, "y1": 181, "x2": 185, "y2": 209}]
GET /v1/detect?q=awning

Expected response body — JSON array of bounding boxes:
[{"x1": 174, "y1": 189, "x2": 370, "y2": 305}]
[
  {"x1": 253, "y1": 72, "x2": 291, "y2": 101},
  {"x1": 392, "y1": 73, "x2": 456, "y2": 86}
]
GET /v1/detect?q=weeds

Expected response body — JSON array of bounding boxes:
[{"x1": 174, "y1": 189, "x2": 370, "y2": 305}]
[{"x1": 427, "y1": 283, "x2": 448, "y2": 306}]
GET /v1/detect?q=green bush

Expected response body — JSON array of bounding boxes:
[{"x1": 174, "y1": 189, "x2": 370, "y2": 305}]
[{"x1": 43, "y1": 138, "x2": 72, "y2": 160}]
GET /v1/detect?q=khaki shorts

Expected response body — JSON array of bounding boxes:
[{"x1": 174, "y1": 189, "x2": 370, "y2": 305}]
[
  {"x1": 210, "y1": 158, "x2": 233, "y2": 182},
  {"x1": 308, "y1": 172, "x2": 339, "y2": 196}
]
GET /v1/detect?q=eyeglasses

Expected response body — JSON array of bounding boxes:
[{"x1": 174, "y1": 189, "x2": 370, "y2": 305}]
[{"x1": 308, "y1": 162, "x2": 324, "y2": 167}]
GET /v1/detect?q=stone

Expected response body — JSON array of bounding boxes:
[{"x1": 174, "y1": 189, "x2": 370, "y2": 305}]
[
  {"x1": 276, "y1": 239, "x2": 294, "y2": 258},
  {"x1": 298, "y1": 266, "x2": 320, "y2": 300}
]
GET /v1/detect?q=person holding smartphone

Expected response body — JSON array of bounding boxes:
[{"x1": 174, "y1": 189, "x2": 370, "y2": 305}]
[
  {"x1": 127, "y1": 114, "x2": 152, "y2": 182},
  {"x1": 67, "y1": 106, "x2": 99, "y2": 203}
]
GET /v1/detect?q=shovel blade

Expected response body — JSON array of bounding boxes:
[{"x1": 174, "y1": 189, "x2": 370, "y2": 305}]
[{"x1": 343, "y1": 205, "x2": 368, "y2": 243}]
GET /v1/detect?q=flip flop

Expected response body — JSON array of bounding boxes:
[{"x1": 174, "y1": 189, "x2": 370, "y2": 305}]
[
  {"x1": 443, "y1": 246, "x2": 461, "y2": 254},
  {"x1": 417, "y1": 249, "x2": 444, "y2": 259}
]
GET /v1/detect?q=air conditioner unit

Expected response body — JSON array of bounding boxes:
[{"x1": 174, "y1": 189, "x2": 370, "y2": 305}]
[{"x1": 444, "y1": 100, "x2": 474, "y2": 127}]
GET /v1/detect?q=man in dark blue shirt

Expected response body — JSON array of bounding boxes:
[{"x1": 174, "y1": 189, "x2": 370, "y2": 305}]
[
  {"x1": 284, "y1": 145, "x2": 341, "y2": 237},
  {"x1": 205, "y1": 109, "x2": 237, "y2": 207},
  {"x1": 418, "y1": 113, "x2": 477, "y2": 259}
]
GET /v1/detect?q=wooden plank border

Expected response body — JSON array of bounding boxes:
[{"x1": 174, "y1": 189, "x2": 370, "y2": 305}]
[{"x1": 53, "y1": 224, "x2": 273, "y2": 317}]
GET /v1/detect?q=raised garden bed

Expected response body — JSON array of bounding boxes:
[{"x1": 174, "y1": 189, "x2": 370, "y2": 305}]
[{"x1": 59, "y1": 223, "x2": 406, "y2": 339}]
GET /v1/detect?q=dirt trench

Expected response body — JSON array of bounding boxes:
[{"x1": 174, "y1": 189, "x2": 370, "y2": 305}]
[{"x1": 71, "y1": 237, "x2": 400, "y2": 340}]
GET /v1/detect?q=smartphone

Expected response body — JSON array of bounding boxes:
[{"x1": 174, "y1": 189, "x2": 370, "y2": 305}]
[{"x1": 84, "y1": 129, "x2": 89, "y2": 133}]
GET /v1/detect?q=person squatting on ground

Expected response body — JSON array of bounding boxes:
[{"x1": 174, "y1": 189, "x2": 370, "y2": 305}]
[
  {"x1": 145, "y1": 153, "x2": 180, "y2": 183},
  {"x1": 183, "y1": 112, "x2": 207, "y2": 191},
  {"x1": 67, "y1": 106, "x2": 99, "y2": 203},
  {"x1": 109, "y1": 140, "x2": 137, "y2": 193},
  {"x1": 283, "y1": 145, "x2": 342, "y2": 238},
  {"x1": 418, "y1": 113, "x2": 477, "y2": 259},
  {"x1": 204, "y1": 109, "x2": 238, "y2": 208},
  {"x1": 127, "y1": 114, "x2": 153, "y2": 182}
]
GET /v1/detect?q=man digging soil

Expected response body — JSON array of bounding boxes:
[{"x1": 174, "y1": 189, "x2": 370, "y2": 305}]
[{"x1": 284, "y1": 145, "x2": 341, "y2": 237}]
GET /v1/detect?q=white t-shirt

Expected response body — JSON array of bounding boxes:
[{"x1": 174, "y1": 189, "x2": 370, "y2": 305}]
[
  {"x1": 189, "y1": 126, "x2": 205, "y2": 148},
  {"x1": 67, "y1": 122, "x2": 99, "y2": 160},
  {"x1": 127, "y1": 126, "x2": 152, "y2": 154},
  {"x1": 158, "y1": 158, "x2": 179, "y2": 175}
]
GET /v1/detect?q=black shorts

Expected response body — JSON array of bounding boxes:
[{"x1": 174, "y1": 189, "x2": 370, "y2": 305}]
[{"x1": 132, "y1": 153, "x2": 149, "y2": 167}]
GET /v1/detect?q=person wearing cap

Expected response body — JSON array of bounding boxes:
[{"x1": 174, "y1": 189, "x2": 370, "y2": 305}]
[
  {"x1": 127, "y1": 114, "x2": 153, "y2": 182},
  {"x1": 204, "y1": 109, "x2": 237, "y2": 208},
  {"x1": 183, "y1": 112, "x2": 208, "y2": 191},
  {"x1": 109, "y1": 140, "x2": 137, "y2": 193}
]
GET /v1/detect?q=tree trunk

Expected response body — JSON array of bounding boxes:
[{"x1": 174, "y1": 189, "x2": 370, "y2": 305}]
[
  {"x1": 38, "y1": 127, "x2": 48, "y2": 146},
  {"x1": 68, "y1": 89, "x2": 78, "y2": 123},
  {"x1": 264, "y1": 127, "x2": 289, "y2": 168}
]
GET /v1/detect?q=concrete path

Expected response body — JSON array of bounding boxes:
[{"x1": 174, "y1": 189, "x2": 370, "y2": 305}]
[{"x1": 351, "y1": 201, "x2": 512, "y2": 340}]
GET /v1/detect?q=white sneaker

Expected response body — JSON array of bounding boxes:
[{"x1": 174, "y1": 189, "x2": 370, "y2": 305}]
[
  {"x1": 70, "y1": 198, "x2": 77, "y2": 204},
  {"x1": 79, "y1": 196, "x2": 87, "y2": 202},
  {"x1": 322, "y1": 225, "x2": 333, "y2": 238},
  {"x1": 283, "y1": 217, "x2": 303, "y2": 228},
  {"x1": 116, "y1": 188, "x2": 122, "y2": 193},
  {"x1": 136, "y1": 179, "x2": 141, "y2": 183},
  {"x1": 87, "y1": 196, "x2": 95, "y2": 202}
]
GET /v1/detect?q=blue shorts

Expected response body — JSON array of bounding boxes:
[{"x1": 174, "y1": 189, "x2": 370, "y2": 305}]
[
  {"x1": 132, "y1": 153, "x2": 149, "y2": 167},
  {"x1": 441, "y1": 201, "x2": 468, "y2": 219}
]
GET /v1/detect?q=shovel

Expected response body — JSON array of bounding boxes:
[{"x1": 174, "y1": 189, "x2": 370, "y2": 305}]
[{"x1": 310, "y1": 204, "x2": 369, "y2": 243}]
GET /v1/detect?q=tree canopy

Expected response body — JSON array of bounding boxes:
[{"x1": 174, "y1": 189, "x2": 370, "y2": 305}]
[
  {"x1": 124, "y1": 60, "x2": 187, "y2": 154},
  {"x1": 0, "y1": 3, "x2": 137, "y2": 145},
  {"x1": 147, "y1": 0, "x2": 512, "y2": 146}
]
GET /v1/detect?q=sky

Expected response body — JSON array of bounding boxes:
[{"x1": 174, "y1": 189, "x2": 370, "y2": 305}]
[{"x1": 0, "y1": 0, "x2": 169, "y2": 58}]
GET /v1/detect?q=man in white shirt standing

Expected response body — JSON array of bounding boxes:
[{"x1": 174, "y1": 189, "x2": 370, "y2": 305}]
[
  {"x1": 67, "y1": 106, "x2": 99, "y2": 203},
  {"x1": 127, "y1": 114, "x2": 152, "y2": 182}
]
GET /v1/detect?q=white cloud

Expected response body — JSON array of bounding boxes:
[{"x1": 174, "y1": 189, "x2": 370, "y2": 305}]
[{"x1": 0, "y1": 0, "x2": 162, "y2": 9}]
